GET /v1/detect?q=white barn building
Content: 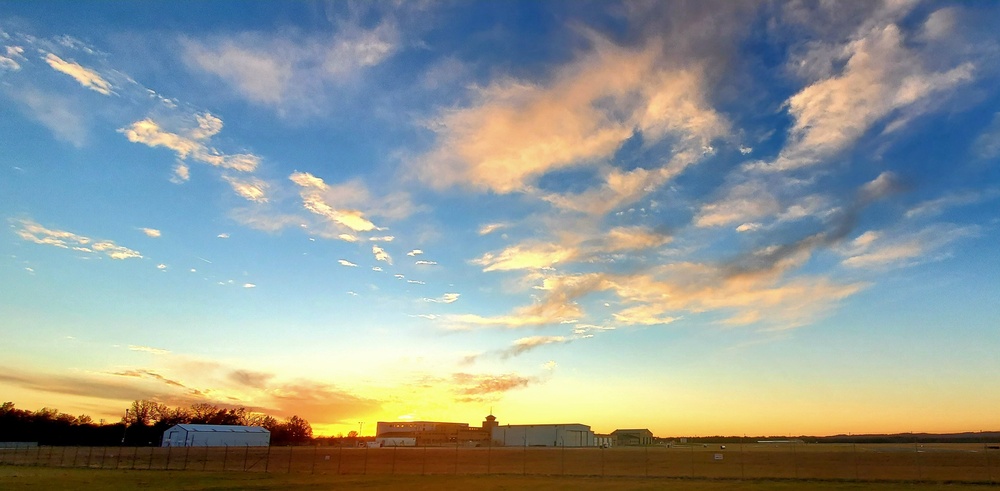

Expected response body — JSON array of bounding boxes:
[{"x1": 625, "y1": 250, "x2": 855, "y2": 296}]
[
  {"x1": 491, "y1": 423, "x2": 595, "y2": 447},
  {"x1": 161, "y1": 424, "x2": 270, "y2": 447}
]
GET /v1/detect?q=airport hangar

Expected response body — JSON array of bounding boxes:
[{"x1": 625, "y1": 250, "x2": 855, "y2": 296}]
[
  {"x1": 376, "y1": 414, "x2": 595, "y2": 447},
  {"x1": 160, "y1": 424, "x2": 270, "y2": 447}
]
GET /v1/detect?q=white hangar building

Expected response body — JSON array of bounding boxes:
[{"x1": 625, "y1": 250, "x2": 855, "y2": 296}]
[
  {"x1": 161, "y1": 424, "x2": 270, "y2": 447},
  {"x1": 491, "y1": 423, "x2": 595, "y2": 447}
]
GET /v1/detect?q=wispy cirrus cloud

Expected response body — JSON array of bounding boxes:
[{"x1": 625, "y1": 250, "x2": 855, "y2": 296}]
[
  {"x1": 128, "y1": 345, "x2": 170, "y2": 355},
  {"x1": 224, "y1": 176, "x2": 269, "y2": 203},
  {"x1": 451, "y1": 372, "x2": 535, "y2": 402},
  {"x1": 120, "y1": 113, "x2": 261, "y2": 179},
  {"x1": 139, "y1": 228, "x2": 161, "y2": 238},
  {"x1": 423, "y1": 293, "x2": 459, "y2": 304},
  {"x1": 840, "y1": 224, "x2": 980, "y2": 270},
  {"x1": 289, "y1": 172, "x2": 383, "y2": 234},
  {"x1": 752, "y1": 12, "x2": 974, "y2": 171},
  {"x1": 0, "y1": 46, "x2": 24, "y2": 70},
  {"x1": 179, "y1": 11, "x2": 398, "y2": 116},
  {"x1": 44, "y1": 53, "x2": 113, "y2": 95},
  {"x1": 14, "y1": 219, "x2": 142, "y2": 260}
]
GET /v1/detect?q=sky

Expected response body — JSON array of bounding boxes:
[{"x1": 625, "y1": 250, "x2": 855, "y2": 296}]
[{"x1": 1, "y1": 0, "x2": 999, "y2": 438}]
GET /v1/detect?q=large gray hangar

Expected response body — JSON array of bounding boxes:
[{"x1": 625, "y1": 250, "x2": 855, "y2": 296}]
[
  {"x1": 491, "y1": 423, "x2": 594, "y2": 447},
  {"x1": 161, "y1": 424, "x2": 270, "y2": 447}
]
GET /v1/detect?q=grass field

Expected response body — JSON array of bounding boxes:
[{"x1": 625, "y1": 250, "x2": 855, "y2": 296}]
[
  {"x1": 2, "y1": 443, "x2": 996, "y2": 485},
  {"x1": 1, "y1": 467, "x2": 998, "y2": 491}
]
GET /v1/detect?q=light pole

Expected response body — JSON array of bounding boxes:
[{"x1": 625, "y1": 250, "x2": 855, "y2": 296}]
[{"x1": 121, "y1": 409, "x2": 129, "y2": 445}]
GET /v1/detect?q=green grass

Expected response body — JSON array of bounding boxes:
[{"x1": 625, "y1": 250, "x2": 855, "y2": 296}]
[{"x1": 1, "y1": 467, "x2": 996, "y2": 491}]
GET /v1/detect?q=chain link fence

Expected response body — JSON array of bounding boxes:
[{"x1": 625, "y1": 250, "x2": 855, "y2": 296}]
[{"x1": 1, "y1": 440, "x2": 996, "y2": 483}]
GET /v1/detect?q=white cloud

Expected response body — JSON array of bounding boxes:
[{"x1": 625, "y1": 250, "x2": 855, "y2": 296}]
[
  {"x1": 415, "y1": 260, "x2": 437, "y2": 266},
  {"x1": 44, "y1": 53, "x2": 112, "y2": 95},
  {"x1": 478, "y1": 223, "x2": 506, "y2": 235},
  {"x1": 372, "y1": 244, "x2": 392, "y2": 264},
  {"x1": 973, "y1": 112, "x2": 1000, "y2": 160},
  {"x1": 1, "y1": 46, "x2": 23, "y2": 70},
  {"x1": 406, "y1": 249, "x2": 423, "y2": 256},
  {"x1": 755, "y1": 22, "x2": 974, "y2": 171},
  {"x1": 120, "y1": 115, "x2": 260, "y2": 173},
  {"x1": 140, "y1": 228, "x2": 161, "y2": 238},
  {"x1": 289, "y1": 172, "x2": 381, "y2": 233},
  {"x1": 472, "y1": 243, "x2": 579, "y2": 272},
  {"x1": 14, "y1": 219, "x2": 142, "y2": 260},
  {"x1": 369, "y1": 235, "x2": 395, "y2": 242},
  {"x1": 338, "y1": 259, "x2": 358, "y2": 267},
  {"x1": 157, "y1": 264, "x2": 167, "y2": 270},
  {"x1": 840, "y1": 224, "x2": 979, "y2": 270},
  {"x1": 424, "y1": 293, "x2": 460, "y2": 304},
  {"x1": 179, "y1": 18, "x2": 398, "y2": 114},
  {"x1": 217, "y1": 233, "x2": 230, "y2": 239},
  {"x1": 243, "y1": 283, "x2": 256, "y2": 288},
  {"x1": 10, "y1": 88, "x2": 87, "y2": 146},
  {"x1": 224, "y1": 176, "x2": 269, "y2": 202}
]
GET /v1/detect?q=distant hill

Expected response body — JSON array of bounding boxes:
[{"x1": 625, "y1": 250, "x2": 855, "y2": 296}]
[
  {"x1": 656, "y1": 432, "x2": 1000, "y2": 444},
  {"x1": 818, "y1": 431, "x2": 1000, "y2": 444}
]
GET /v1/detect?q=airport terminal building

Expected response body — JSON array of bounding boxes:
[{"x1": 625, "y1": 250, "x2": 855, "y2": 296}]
[{"x1": 375, "y1": 414, "x2": 596, "y2": 447}]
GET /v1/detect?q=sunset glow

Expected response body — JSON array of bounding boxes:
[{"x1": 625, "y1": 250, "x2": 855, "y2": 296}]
[{"x1": 2, "y1": 1, "x2": 999, "y2": 437}]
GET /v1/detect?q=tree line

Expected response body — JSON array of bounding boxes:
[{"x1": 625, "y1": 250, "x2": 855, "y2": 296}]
[{"x1": 0, "y1": 401, "x2": 312, "y2": 446}]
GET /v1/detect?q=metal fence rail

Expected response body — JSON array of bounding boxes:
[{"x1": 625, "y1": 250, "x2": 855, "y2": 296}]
[{"x1": 0, "y1": 441, "x2": 996, "y2": 483}]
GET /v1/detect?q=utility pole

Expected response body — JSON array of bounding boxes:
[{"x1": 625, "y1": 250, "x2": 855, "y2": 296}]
[{"x1": 121, "y1": 409, "x2": 129, "y2": 445}]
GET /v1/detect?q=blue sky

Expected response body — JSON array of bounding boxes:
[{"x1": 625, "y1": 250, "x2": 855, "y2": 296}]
[{"x1": 2, "y1": 1, "x2": 999, "y2": 436}]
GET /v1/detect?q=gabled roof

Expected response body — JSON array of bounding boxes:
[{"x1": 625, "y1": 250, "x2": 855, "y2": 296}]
[
  {"x1": 168, "y1": 424, "x2": 269, "y2": 434},
  {"x1": 611, "y1": 428, "x2": 653, "y2": 435}
]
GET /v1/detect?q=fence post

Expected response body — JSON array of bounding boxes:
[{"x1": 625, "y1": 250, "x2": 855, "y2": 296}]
[
  {"x1": 852, "y1": 441, "x2": 859, "y2": 480},
  {"x1": 99, "y1": 446, "x2": 107, "y2": 469},
  {"x1": 287, "y1": 446, "x2": 292, "y2": 473},
  {"x1": 222, "y1": 444, "x2": 229, "y2": 472},
  {"x1": 184, "y1": 444, "x2": 191, "y2": 470},
  {"x1": 203, "y1": 446, "x2": 209, "y2": 471},
  {"x1": 690, "y1": 443, "x2": 695, "y2": 477},
  {"x1": 337, "y1": 445, "x2": 342, "y2": 474},
  {"x1": 131, "y1": 446, "x2": 138, "y2": 470},
  {"x1": 561, "y1": 442, "x2": 565, "y2": 475},
  {"x1": 264, "y1": 444, "x2": 272, "y2": 473},
  {"x1": 986, "y1": 438, "x2": 993, "y2": 483},
  {"x1": 147, "y1": 446, "x2": 154, "y2": 470},
  {"x1": 792, "y1": 441, "x2": 798, "y2": 479},
  {"x1": 740, "y1": 436, "x2": 745, "y2": 480},
  {"x1": 312, "y1": 445, "x2": 318, "y2": 474},
  {"x1": 243, "y1": 444, "x2": 250, "y2": 472},
  {"x1": 165, "y1": 444, "x2": 173, "y2": 470}
]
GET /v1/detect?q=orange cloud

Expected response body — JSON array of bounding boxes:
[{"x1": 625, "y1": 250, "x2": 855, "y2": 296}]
[{"x1": 415, "y1": 35, "x2": 725, "y2": 196}]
